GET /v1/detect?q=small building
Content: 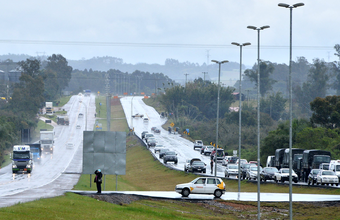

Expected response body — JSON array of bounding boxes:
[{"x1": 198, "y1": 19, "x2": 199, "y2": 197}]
[{"x1": 232, "y1": 92, "x2": 245, "y2": 101}]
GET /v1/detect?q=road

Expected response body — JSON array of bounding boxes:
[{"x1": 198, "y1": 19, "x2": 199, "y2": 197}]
[{"x1": 0, "y1": 94, "x2": 96, "y2": 208}]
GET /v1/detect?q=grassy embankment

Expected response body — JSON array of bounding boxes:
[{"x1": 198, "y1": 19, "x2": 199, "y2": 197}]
[{"x1": 1, "y1": 96, "x2": 340, "y2": 219}]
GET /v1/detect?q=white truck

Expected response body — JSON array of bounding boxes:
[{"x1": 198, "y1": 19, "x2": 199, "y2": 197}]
[
  {"x1": 11, "y1": 145, "x2": 33, "y2": 174},
  {"x1": 40, "y1": 130, "x2": 55, "y2": 153},
  {"x1": 45, "y1": 102, "x2": 53, "y2": 115},
  {"x1": 329, "y1": 160, "x2": 340, "y2": 181}
]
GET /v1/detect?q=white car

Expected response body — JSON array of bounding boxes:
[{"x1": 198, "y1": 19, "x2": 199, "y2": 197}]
[
  {"x1": 175, "y1": 177, "x2": 226, "y2": 198},
  {"x1": 225, "y1": 164, "x2": 239, "y2": 178},
  {"x1": 154, "y1": 144, "x2": 164, "y2": 153},
  {"x1": 143, "y1": 117, "x2": 149, "y2": 123},
  {"x1": 274, "y1": 168, "x2": 298, "y2": 183},
  {"x1": 66, "y1": 142, "x2": 74, "y2": 149},
  {"x1": 246, "y1": 165, "x2": 262, "y2": 180},
  {"x1": 222, "y1": 156, "x2": 232, "y2": 166},
  {"x1": 144, "y1": 133, "x2": 154, "y2": 142},
  {"x1": 76, "y1": 125, "x2": 81, "y2": 129},
  {"x1": 316, "y1": 170, "x2": 339, "y2": 186}
]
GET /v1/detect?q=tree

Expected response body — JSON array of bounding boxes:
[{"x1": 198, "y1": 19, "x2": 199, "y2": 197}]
[
  {"x1": 244, "y1": 61, "x2": 277, "y2": 97},
  {"x1": 332, "y1": 44, "x2": 340, "y2": 95},
  {"x1": 45, "y1": 54, "x2": 72, "y2": 99},
  {"x1": 310, "y1": 96, "x2": 340, "y2": 129},
  {"x1": 260, "y1": 92, "x2": 287, "y2": 121}
]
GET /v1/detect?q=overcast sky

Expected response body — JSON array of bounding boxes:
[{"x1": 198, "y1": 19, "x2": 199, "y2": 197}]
[{"x1": 1, "y1": 0, "x2": 339, "y2": 67}]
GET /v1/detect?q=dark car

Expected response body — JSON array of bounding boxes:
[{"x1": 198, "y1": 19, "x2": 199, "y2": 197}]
[
  {"x1": 154, "y1": 128, "x2": 161, "y2": 134},
  {"x1": 141, "y1": 131, "x2": 148, "y2": 139},
  {"x1": 151, "y1": 127, "x2": 157, "y2": 131},
  {"x1": 163, "y1": 151, "x2": 178, "y2": 164},
  {"x1": 260, "y1": 167, "x2": 279, "y2": 182},
  {"x1": 159, "y1": 149, "x2": 169, "y2": 159},
  {"x1": 147, "y1": 138, "x2": 157, "y2": 147},
  {"x1": 188, "y1": 161, "x2": 206, "y2": 173},
  {"x1": 241, "y1": 163, "x2": 252, "y2": 179},
  {"x1": 228, "y1": 156, "x2": 239, "y2": 164},
  {"x1": 307, "y1": 169, "x2": 321, "y2": 185}
]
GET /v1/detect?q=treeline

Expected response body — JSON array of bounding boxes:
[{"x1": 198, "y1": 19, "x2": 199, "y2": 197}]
[
  {"x1": 0, "y1": 55, "x2": 72, "y2": 164},
  {"x1": 156, "y1": 44, "x2": 340, "y2": 164}
]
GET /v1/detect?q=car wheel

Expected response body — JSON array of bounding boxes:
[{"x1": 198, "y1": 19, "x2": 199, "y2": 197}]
[
  {"x1": 312, "y1": 180, "x2": 315, "y2": 185},
  {"x1": 225, "y1": 173, "x2": 227, "y2": 178},
  {"x1": 307, "y1": 180, "x2": 310, "y2": 185},
  {"x1": 281, "y1": 179, "x2": 284, "y2": 183},
  {"x1": 264, "y1": 179, "x2": 266, "y2": 182},
  {"x1": 316, "y1": 181, "x2": 319, "y2": 185},
  {"x1": 321, "y1": 181, "x2": 324, "y2": 185},
  {"x1": 175, "y1": 161, "x2": 178, "y2": 165},
  {"x1": 182, "y1": 188, "x2": 190, "y2": 197},
  {"x1": 214, "y1": 190, "x2": 222, "y2": 198},
  {"x1": 331, "y1": 183, "x2": 333, "y2": 186},
  {"x1": 203, "y1": 171, "x2": 206, "y2": 174},
  {"x1": 294, "y1": 179, "x2": 298, "y2": 183},
  {"x1": 164, "y1": 160, "x2": 167, "y2": 164},
  {"x1": 336, "y1": 183, "x2": 339, "y2": 186}
]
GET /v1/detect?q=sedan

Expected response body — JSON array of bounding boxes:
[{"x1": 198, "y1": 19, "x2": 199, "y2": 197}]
[
  {"x1": 246, "y1": 166, "x2": 262, "y2": 180},
  {"x1": 188, "y1": 161, "x2": 206, "y2": 173},
  {"x1": 225, "y1": 164, "x2": 239, "y2": 178},
  {"x1": 260, "y1": 167, "x2": 279, "y2": 182},
  {"x1": 147, "y1": 138, "x2": 157, "y2": 147},
  {"x1": 163, "y1": 151, "x2": 178, "y2": 164},
  {"x1": 316, "y1": 170, "x2": 339, "y2": 186},
  {"x1": 307, "y1": 169, "x2": 321, "y2": 185},
  {"x1": 159, "y1": 149, "x2": 170, "y2": 159},
  {"x1": 274, "y1": 168, "x2": 298, "y2": 183},
  {"x1": 154, "y1": 144, "x2": 164, "y2": 153},
  {"x1": 175, "y1": 177, "x2": 226, "y2": 198},
  {"x1": 201, "y1": 145, "x2": 214, "y2": 156}
]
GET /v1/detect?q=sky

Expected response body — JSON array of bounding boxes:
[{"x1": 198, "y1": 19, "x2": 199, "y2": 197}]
[{"x1": 1, "y1": 0, "x2": 339, "y2": 68}]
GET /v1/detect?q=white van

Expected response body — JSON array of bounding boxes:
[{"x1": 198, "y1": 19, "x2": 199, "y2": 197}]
[
  {"x1": 266, "y1": 155, "x2": 275, "y2": 167},
  {"x1": 329, "y1": 160, "x2": 340, "y2": 180}
]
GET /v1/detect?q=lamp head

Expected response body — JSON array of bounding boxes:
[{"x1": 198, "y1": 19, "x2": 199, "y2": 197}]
[
  {"x1": 243, "y1": 42, "x2": 251, "y2": 46},
  {"x1": 278, "y1": 3, "x2": 289, "y2": 8},
  {"x1": 231, "y1": 42, "x2": 240, "y2": 46},
  {"x1": 247, "y1": 26, "x2": 257, "y2": 30},
  {"x1": 260, "y1": 25, "x2": 270, "y2": 30}
]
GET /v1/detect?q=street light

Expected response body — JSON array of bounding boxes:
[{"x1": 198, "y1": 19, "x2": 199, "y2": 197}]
[
  {"x1": 211, "y1": 59, "x2": 228, "y2": 176},
  {"x1": 79, "y1": 101, "x2": 87, "y2": 131},
  {"x1": 231, "y1": 42, "x2": 251, "y2": 196},
  {"x1": 278, "y1": 3, "x2": 304, "y2": 220},
  {"x1": 247, "y1": 25, "x2": 269, "y2": 220}
]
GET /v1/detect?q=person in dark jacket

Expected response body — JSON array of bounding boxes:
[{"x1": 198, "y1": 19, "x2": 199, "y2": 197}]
[{"x1": 94, "y1": 169, "x2": 103, "y2": 193}]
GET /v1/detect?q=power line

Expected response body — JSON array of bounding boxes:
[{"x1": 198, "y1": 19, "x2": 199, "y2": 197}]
[{"x1": 0, "y1": 39, "x2": 334, "y2": 50}]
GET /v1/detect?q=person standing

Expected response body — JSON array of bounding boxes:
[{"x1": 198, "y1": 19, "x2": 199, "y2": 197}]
[
  {"x1": 94, "y1": 169, "x2": 103, "y2": 194},
  {"x1": 210, "y1": 159, "x2": 214, "y2": 174}
]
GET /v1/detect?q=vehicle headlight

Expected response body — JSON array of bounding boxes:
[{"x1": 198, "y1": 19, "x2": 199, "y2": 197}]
[
  {"x1": 12, "y1": 164, "x2": 17, "y2": 168},
  {"x1": 27, "y1": 164, "x2": 31, "y2": 168}
]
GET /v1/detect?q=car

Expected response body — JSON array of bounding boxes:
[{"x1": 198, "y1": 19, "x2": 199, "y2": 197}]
[
  {"x1": 307, "y1": 169, "x2": 321, "y2": 185},
  {"x1": 78, "y1": 93, "x2": 82, "y2": 96},
  {"x1": 78, "y1": 113, "x2": 84, "y2": 118},
  {"x1": 316, "y1": 170, "x2": 339, "y2": 186},
  {"x1": 222, "y1": 156, "x2": 232, "y2": 166},
  {"x1": 274, "y1": 168, "x2": 298, "y2": 183},
  {"x1": 163, "y1": 151, "x2": 178, "y2": 164},
  {"x1": 185, "y1": 158, "x2": 202, "y2": 172},
  {"x1": 147, "y1": 138, "x2": 157, "y2": 147},
  {"x1": 228, "y1": 156, "x2": 239, "y2": 164},
  {"x1": 211, "y1": 148, "x2": 225, "y2": 163},
  {"x1": 175, "y1": 177, "x2": 226, "y2": 198},
  {"x1": 188, "y1": 161, "x2": 206, "y2": 173},
  {"x1": 141, "y1": 131, "x2": 148, "y2": 139},
  {"x1": 144, "y1": 133, "x2": 154, "y2": 142},
  {"x1": 201, "y1": 145, "x2": 214, "y2": 156},
  {"x1": 132, "y1": 113, "x2": 144, "y2": 118},
  {"x1": 151, "y1": 127, "x2": 157, "y2": 131},
  {"x1": 246, "y1": 165, "x2": 262, "y2": 180},
  {"x1": 154, "y1": 144, "x2": 164, "y2": 153},
  {"x1": 66, "y1": 142, "x2": 74, "y2": 149},
  {"x1": 236, "y1": 159, "x2": 248, "y2": 165},
  {"x1": 240, "y1": 163, "x2": 252, "y2": 179},
  {"x1": 225, "y1": 164, "x2": 239, "y2": 178},
  {"x1": 260, "y1": 167, "x2": 279, "y2": 182},
  {"x1": 76, "y1": 124, "x2": 81, "y2": 129},
  {"x1": 143, "y1": 117, "x2": 149, "y2": 123},
  {"x1": 159, "y1": 149, "x2": 170, "y2": 158},
  {"x1": 154, "y1": 128, "x2": 161, "y2": 134},
  {"x1": 193, "y1": 140, "x2": 204, "y2": 150}
]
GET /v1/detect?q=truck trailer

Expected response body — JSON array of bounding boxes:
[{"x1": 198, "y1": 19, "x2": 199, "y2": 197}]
[
  {"x1": 11, "y1": 145, "x2": 33, "y2": 174},
  {"x1": 27, "y1": 144, "x2": 42, "y2": 164}
]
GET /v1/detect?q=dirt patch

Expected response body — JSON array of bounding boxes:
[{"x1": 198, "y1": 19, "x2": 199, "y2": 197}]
[{"x1": 111, "y1": 98, "x2": 121, "y2": 106}]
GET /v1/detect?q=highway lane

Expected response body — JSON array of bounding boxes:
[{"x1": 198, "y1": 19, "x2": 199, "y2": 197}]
[{"x1": 0, "y1": 94, "x2": 96, "y2": 208}]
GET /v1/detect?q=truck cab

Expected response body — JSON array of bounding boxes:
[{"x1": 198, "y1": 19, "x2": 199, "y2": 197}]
[{"x1": 11, "y1": 145, "x2": 33, "y2": 174}]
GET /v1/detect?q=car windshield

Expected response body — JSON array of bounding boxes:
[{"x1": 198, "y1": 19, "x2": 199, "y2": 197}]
[
  {"x1": 229, "y1": 165, "x2": 238, "y2": 169},
  {"x1": 282, "y1": 169, "x2": 290, "y2": 173},
  {"x1": 166, "y1": 151, "x2": 176, "y2": 155},
  {"x1": 13, "y1": 152, "x2": 30, "y2": 159},
  {"x1": 266, "y1": 167, "x2": 278, "y2": 172},
  {"x1": 193, "y1": 162, "x2": 205, "y2": 166},
  {"x1": 155, "y1": 145, "x2": 163, "y2": 148},
  {"x1": 322, "y1": 171, "x2": 335, "y2": 175},
  {"x1": 250, "y1": 166, "x2": 258, "y2": 171},
  {"x1": 243, "y1": 164, "x2": 251, "y2": 169},
  {"x1": 312, "y1": 169, "x2": 321, "y2": 174},
  {"x1": 336, "y1": 165, "x2": 340, "y2": 171},
  {"x1": 160, "y1": 149, "x2": 169, "y2": 153}
]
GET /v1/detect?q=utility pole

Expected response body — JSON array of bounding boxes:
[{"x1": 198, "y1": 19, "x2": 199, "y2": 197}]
[
  {"x1": 184, "y1": 73, "x2": 189, "y2": 87},
  {"x1": 202, "y1": 72, "x2": 208, "y2": 81}
]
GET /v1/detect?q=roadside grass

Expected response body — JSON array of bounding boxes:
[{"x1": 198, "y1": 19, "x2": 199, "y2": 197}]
[{"x1": 2, "y1": 95, "x2": 340, "y2": 219}]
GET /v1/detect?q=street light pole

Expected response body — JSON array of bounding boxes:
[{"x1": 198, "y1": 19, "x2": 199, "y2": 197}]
[
  {"x1": 247, "y1": 25, "x2": 270, "y2": 220},
  {"x1": 211, "y1": 60, "x2": 229, "y2": 176},
  {"x1": 278, "y1": 3, "x2": 304, "y2": 220},
  {"x1": 231, "y1": 42, "x2": 251, "y2": 197}
]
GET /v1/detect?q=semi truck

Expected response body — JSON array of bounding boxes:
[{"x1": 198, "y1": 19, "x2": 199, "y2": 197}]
[
  {"x1": 57, "y1": 116, "x2": 69, "y2": 125},
  {"x1": 11, "y1": 145, "x2": 33, "y2": 174},
  {"x1": 40, "y1": 131, "x2": 54, "y2": 153},
  {"x1": 45, "y1": 102, "x2": 53, "y2": 115},
  {"x1": 274, "y1": 148, "x2": 285, "y2": 170}
]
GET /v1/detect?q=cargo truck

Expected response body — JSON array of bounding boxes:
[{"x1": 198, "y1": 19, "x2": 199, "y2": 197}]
[
  {"x1": 27, "y1": 144, "x2": 42, "y2": 164},
  {"x1": 57, "y1": 116, "x2": 69, "y2": 125},
  {"x1": 45, "y1": 102, "x2": 53, "y2": 115},
  {"x1": 300, "y1": 149, "x2": 331, "y2": 182},
  {"x1": 40, "y1": 131, "x2": 54, "y2": 153},
  {"x1": 11, "y1": 145, "x2": 33, "y2": 174}
]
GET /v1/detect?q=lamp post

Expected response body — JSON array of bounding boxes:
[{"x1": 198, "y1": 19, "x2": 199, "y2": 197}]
[
  {"x1": 211, "y1": 60, "x2": 228, "y2": 176},
  {"x1": 247, "y1": 25, "x2": 269, "y2": 220},
  {"x1": 231, "y1": 42, "x2": 251, "y2": 196},
  {"x1": 130, "y1": 95, "x2": 135, "y2": 133},
  {"x1": 79, "y1": 101, "x2": 87, "y2": 131},
  {"x1": 278, "y1": 3, "x2": 304, "y2": 220}
]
